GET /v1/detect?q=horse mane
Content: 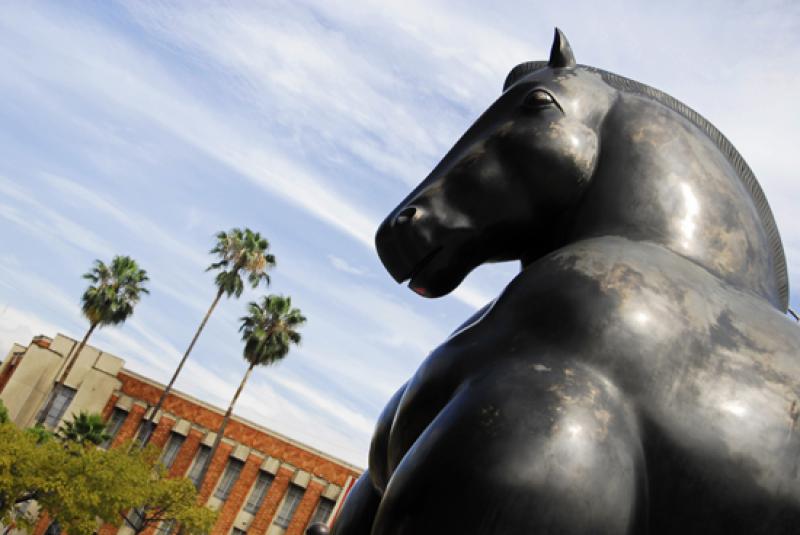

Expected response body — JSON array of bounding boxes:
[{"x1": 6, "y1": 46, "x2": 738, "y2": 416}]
[{"x1": 504, "y1": 62, "x2": 789, "y2": 311}]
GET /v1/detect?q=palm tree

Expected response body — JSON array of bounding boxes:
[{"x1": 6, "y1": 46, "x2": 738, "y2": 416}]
[
  {"x1": 140, "y1": 228, "x2": 275, "y2": 446},
  {"x1": 194, "y1": 295, "x2": 305, "y2": 490},
  {"x1": 57, "y1": 411, "x2": 110, "y2": 446},
  {"x1": 38, "y1": 256, "x2": 149, "y2": 427}
]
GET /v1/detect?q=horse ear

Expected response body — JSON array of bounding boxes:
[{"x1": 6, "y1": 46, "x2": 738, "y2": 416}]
[{"x1": 548, "y1": 27, "x2": 576, "y2": 68}]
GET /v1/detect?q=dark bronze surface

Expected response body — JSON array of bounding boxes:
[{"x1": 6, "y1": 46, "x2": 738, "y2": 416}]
[
  {"x1": 306, "y1": 523, "x2": 331, "y2": 535},
  {"x1": 336, "y1": 29, "x2": 799, "y2": 534}
]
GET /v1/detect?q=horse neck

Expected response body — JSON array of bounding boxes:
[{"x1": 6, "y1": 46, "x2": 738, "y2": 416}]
[{"x1": 567, "y1": 93, "x2": 781, "y2": 307}]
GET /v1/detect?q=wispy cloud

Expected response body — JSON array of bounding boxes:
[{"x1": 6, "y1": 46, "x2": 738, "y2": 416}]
[
  {"x1": 1, "y1": 1, "x2": 798, "y2": 468},
  {"x1": 328, "y1": 255, "x2": 367, "y2": 277}
]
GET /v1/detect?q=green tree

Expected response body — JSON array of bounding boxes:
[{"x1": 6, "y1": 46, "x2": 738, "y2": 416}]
[
  {"x1": 0, "y1": 400, "x2": 8, "y2": 424},
  {"x1": 194, "y1": 295, "x2": 305, "y2": 490},
  {"x1": 37, "y1": 256, "x2": 149, "y2": 427},
  {"x1": 121, "y1": 474, "x2": 216, "y2": 535},
  {"x1": 57, "y1": 411, "x2": 110, "y2": 447},
  {"x1": 142, "y1": 228, "x2": 275, "y2": 446},
  {"x1": 0, "y1": 418, "x2": 215, "y2": 534}
]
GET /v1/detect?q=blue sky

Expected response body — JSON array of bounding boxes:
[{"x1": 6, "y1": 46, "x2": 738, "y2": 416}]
[{"x1": 0, "y1": 1, "x2": 798, "y2": 466}]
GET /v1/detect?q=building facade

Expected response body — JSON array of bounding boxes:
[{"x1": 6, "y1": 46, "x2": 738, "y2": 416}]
[{"x1": 0, "y1": 334, "x2": 361, "y2": 535}]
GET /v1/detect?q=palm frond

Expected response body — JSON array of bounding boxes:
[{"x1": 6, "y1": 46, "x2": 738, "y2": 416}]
[
  {"x1": 209, "y1": 227, "x2": 276, "y2": 294},
  {"x1": 238, "y1": 294, "x2": 305, "y2": 368},
  {"x1": 80, "y1": 255, "x2": 149, "y2": 328}
]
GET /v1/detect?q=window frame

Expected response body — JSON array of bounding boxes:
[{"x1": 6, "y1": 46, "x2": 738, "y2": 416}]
[
  {"x1": 160, "y1": 432, "x2": 186, "y2": 470},
  {"x1": 274, "y1": 484, "x2": 305, "y2": 529},
  {"x1": 309, "y1": 497, "x2": 335, "y2": 527},
  {"x1": 188, "y1": 445, "x2": 212, "y2": 484},
  {"x1": 155, "y1": 519, "x2": 175, "y2": 535},
  {"x1": 243, "y1": 470, "x2": 274, "y2": 514},
  {"x1": 40, "y1": 384, "x2": 77, "y2": 429},
  {"x1": 213, "y1": 457, "x2": 245, "y2": 501},
  {"x1": 101, "y1": 407, "x2": 128, "y2": 448}
]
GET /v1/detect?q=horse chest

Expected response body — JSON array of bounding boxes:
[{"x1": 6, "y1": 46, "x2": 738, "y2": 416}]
[{"x1": 386, "y1": 251, "x2": 800, "y2": 519}]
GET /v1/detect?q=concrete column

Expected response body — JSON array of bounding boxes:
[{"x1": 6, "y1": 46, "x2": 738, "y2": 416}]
[
  {"x1": 169, "y1": 427, "x2": 204, "y2": 478},
  {"x1": 111, "y1": 404, "x2": 146, "y2": 448},
  {"x1": 198, "y1": 442, "x2": 235, "y2": 503},
  {"x1": 285, "y1": 480, "x2": 325, "y2": 535},
  {"x1": 213, "y1": 453, "x2": 264, "y2": 534},
  {"x1": 249, "y1": 465, "x2": 294, "y2": 534}
]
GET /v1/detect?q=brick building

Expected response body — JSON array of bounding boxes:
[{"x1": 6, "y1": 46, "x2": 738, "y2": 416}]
[{"x1": 0, "y1": 334, "x2": 361, "y2": 535}]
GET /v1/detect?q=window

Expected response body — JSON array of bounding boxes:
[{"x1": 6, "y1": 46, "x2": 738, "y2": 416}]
[
  {"x1": 310, "y1": 497, "x2": 335, "y2": 526},
  {"x1": 134, "y1": 420, "x2": 152, "y2": 447},
  {"x1": 214, "y1": 458, "x2": 244, "y2": 501},
  {"x1": 156, "y1": 519, "x2": 175, "y2": 535},
  {"x1": 160, "y1": 432, "x2": 185, "y2": 469},
  {"x1": 274, "y1": 485, "x2": 304, "y2": 529},
  {"x1": 244, "y1": 471, "x2": 274, "y2": 514},
  {"x1": 231, "y1": 529, "x2": 247, "y2": 535},
  {"x1": 40, "y1": 385, "x2": 76, "y2": 429},
  {"x1": 44, "y1": 521, "x2": 61, "y2": 535},
  {"x1": 188, "y1": 445, "x2": 211, "y2": 485},
  {"x1": 126, "y1": 507, "x2": 146, "y2": 532},
  {"x1": 102, "y1": 407, "x2": 128, "y2": 448}
]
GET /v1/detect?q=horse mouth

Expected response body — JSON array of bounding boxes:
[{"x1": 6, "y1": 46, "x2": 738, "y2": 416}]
[
  {"x1": 375, "y1": 217, "x2": 474, "y2": 298},
  {"x1": 405, "y1": 247, "x2": 443, "y2": 296}
]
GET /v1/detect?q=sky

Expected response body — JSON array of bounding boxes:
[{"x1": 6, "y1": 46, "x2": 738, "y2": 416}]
[{"x1": 0, "y1": 1, "x2": 798, "y2": 467}]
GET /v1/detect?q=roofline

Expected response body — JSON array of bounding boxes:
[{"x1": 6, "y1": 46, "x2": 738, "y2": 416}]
[{"x1": 119, "y1": 367, "x2": 364, "y2": 473}]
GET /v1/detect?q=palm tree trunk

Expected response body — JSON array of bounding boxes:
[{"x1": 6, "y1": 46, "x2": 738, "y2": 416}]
[
  {"x1": 37, "y1": 321, "x2": 98, "y2": 426},
  {"x1": 139, "y1": 288, "x2": 224, "y2": 448},
  {"x1": 193, "y1": 362, "x2": 255, "y2": 491}
]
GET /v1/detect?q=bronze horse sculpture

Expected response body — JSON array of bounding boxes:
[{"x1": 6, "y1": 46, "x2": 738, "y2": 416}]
[{"x1": 333, "y1": 30, "x2": 800, "y2": 534}]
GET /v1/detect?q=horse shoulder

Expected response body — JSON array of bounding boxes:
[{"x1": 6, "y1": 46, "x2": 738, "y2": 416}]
[{"x1": 371, "y1": 357, "x2": 647, "y2": 534}]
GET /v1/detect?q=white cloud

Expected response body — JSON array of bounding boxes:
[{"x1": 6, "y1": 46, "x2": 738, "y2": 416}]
[
  {"x1": 0, "y1": 176, "x2": 116, "y2": 259},
  {"x1": 0, "y1": 306, "x2": 60, "y2": 360},
  {"x1": 2, "y1": 0, "x2": 798, "y2": 468},
  {"x1": 328, "y1": 254, "x2": 366, "y2": 276}
]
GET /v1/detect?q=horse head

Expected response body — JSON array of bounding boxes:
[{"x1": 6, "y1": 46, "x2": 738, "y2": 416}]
[
  {"x1": 376, "y1": 29, "x2": 788, "y2": 310},
  {"x1": 375, "y1": 29, "x2": 616, "y2": 298}
]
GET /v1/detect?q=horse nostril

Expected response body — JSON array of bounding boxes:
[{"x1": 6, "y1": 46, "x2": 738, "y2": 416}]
[{"x1": 395, "y1": 206, "x2": 419, "y2": 226}]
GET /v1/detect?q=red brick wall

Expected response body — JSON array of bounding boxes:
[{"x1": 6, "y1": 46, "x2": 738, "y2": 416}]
[
  {"x1": 198, "y1": 442, "x2": 234, "y2": 503},
  {"x1": 0, "y1": 356, "x2": 19, "y2": 393},
  {"x1": 286, "y1": 480, "x2": 325, "y2": 535},
  {"x1": 97, "y1": 523, "x2": 119, "y2": 535},
  {"x1": 213, "y1": 453, "x2": 264, "y2": 534},
  {"x1": 31, "y1": 513, "x2": 50, "y2": 535},
  {"x1": 100, "y1": 394, "x2": 119, "y2": 420},
  {"x1": 249, "y1": 466, "x2": 293, "y2": 534},
  {"x1": 169, "y1": 427, "x2": 203, "y2": 478},
  {"x1": 112, "y1": 403, "x2": 146, "y2": 448},
  {"x1": 116, "y1": 372, "x2": 359, "y2": 485},
  {"x1": 149, "y1": 416, "x2": 176, "y2": 449}
]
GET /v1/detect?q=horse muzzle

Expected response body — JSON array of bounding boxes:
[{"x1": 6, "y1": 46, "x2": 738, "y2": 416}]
[{"x1": 375, "y1": 204, "x2": 474, "y2": 298}]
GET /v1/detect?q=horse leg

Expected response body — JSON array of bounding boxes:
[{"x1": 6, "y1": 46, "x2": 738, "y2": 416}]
[{"x1": 371, "y1": 358, "x2": 648, "y2": 534}]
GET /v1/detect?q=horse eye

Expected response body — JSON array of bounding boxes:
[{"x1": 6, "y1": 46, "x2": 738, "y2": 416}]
[{"x1": 523, "y1": 89, "x2": 555, "y2": 109}]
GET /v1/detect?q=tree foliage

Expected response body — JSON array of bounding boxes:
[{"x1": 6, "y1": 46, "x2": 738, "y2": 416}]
[
  {"x1": 140, "y1": 228, "x2": 274, "y2": 450},
  {"x1": 57, "y1": 411, "x2": 110, "y2": 447},
  {"x1": 38, "y1": 256, "x2": 149, "y2": 427},
  {"x1": 193, "y1": 295, "x2": 305, "y2": 491},
  {"x1": 0, "y1": 413, "x2": 215, "y2": 534},
  {"x1": 208, "y1": 227, "x2": 275, "y2": 298},
  {"x1": 81, "y1": 255, "x2": 150, "y2": 327},
  {"x1": 240, "y1": 295, "x2": 306, "y2": 368}
]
